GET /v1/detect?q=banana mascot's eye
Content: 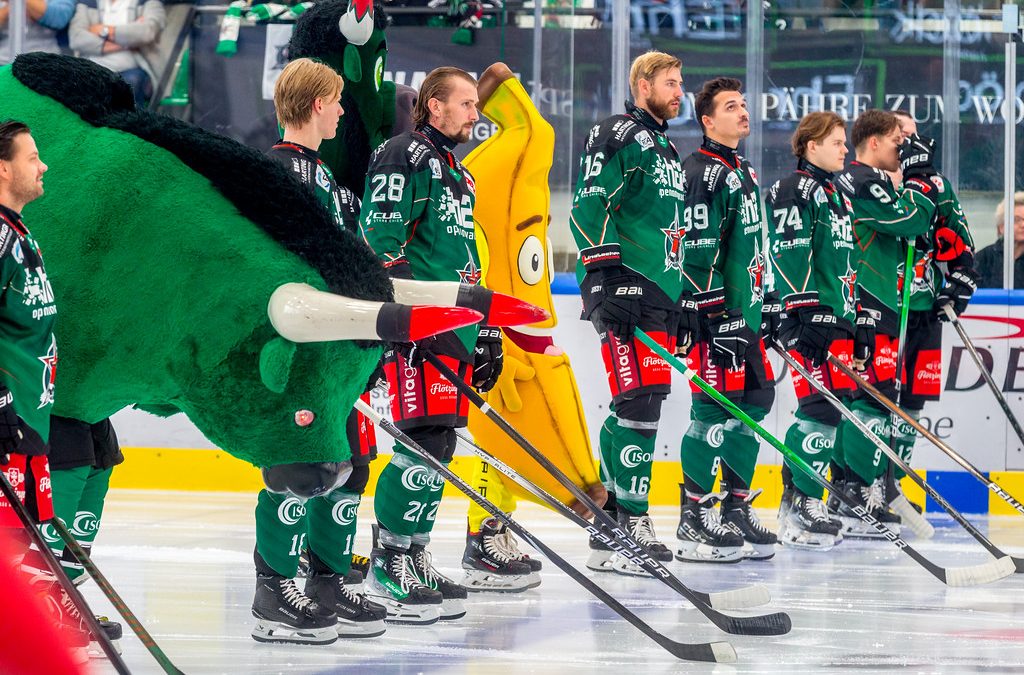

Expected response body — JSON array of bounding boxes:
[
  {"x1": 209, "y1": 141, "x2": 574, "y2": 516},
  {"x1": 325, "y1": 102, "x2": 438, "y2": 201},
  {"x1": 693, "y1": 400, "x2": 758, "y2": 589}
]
[{"x1": 518, "y1": 235, "x2": 544, "y2": 285}]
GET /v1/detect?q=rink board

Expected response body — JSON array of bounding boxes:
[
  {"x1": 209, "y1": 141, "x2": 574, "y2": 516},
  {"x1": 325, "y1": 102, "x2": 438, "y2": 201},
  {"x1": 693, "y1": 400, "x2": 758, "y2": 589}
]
[{"x1": 107, "y1": 287, "x2": 1024, "y2": 514}]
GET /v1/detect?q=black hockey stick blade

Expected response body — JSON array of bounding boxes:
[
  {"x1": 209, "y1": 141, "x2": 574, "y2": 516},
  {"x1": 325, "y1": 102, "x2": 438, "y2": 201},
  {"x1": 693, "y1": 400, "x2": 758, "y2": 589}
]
[
  {"x1": 356, "y1": 400, "x2": 737, "y2": 663},
  {"x1": 423, "y1": 352, "x2": 791, "y2": 637}
]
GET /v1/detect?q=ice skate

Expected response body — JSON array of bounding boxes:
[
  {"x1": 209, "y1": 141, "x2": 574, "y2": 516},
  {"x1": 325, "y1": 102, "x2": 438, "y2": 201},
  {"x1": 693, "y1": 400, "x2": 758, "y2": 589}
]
[
  {"x1": 365, "y1": 546, "x2": 442, "y2": 626},
  {"x1": 838, "y1": 477, "x2": 901, "y2": 539},
  {"x1": 305, "y1": 571, "x2": 387, "y2": 638},
  {"x1": 675, "y1": 491, "x2": 745, "y2": 563},
  {"x1": 409, "y1": 543, "x2": 468, "y2": 620},
  {"x1": 250, "y1": 575, "x2": 338, "y2": 645},
  {"x1": 721, "y1": 488, "x2": 778, "y2": 560},
  {"x1": 778, "y1": 492, "x2": 841, "y2": 551},
  {"x1": 462, "y1": 517, "x2": 534, "y2": 592}
]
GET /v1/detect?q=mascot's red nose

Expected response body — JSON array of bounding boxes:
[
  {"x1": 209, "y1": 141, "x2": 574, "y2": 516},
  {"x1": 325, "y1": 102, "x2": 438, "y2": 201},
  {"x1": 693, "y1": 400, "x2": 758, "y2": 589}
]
[
  {"x1": 407, "y1": 306, "x2": 483, "y2": 342},
  {"x1": 486, "y1": 292, "x2": 551, "y2": 327}
]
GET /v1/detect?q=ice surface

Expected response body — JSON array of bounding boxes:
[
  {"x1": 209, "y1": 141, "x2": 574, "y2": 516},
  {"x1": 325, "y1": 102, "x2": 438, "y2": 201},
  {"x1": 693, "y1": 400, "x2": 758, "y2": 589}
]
[{"x1": 74, "y1": 490, "x2": 1024, "y2": 674}]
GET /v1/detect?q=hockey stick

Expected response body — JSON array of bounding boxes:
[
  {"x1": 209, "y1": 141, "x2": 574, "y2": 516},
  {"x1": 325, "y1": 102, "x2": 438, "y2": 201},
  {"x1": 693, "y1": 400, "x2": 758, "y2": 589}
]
[
  {"x1": 942, "y1": 303, "x2": 1024, "y2": 448},
  {"x1": 635, "y1": 329, "x2": 1014, "y2": 587},
  {"x1": 775, "y1": 344, "x2": 1023, "y2": 568},
  {"x1": 829, "y1": 351, "x2": 1024, "y2": 571},
  {"x1": 880, "y1": 243, "x2": 935, "y2": 536},
  {"x1": 453, "y1": 429, "x2": 771, "y2": 611},
  {"x1": 422, "y1": 351, "x2": 791, "y2": 636},
  {"x1": 0, "y1": 470, "x2": 132, "y2": 675},
  {"x1": 354, "y1": 399, "x2": 736, "y2": 664}
]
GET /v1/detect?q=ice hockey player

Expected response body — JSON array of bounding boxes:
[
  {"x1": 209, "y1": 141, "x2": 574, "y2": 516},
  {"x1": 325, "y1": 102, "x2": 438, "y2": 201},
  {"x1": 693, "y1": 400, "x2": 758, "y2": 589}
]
[
  {"x1": 250, "y1": 57, "x2": 387, "y2": 645},
  {"x1": 359, "y1": 67, "x2": 500, "y2": 622},
  {"x1": 568, "y1": 51, "x2": 696, "y2": 576},
  {"x1": 829, "y1": 109, "x2": 937, "y2": 537},
  {"x1": 766, "y1": 112, "x2": 856, "y2": 551},
  {"x1": 676, "y1": 77, "x2": 778, "y2": 563},
  {"x1": 884, "y1": 110, "x2": 976, "y2": 512}
]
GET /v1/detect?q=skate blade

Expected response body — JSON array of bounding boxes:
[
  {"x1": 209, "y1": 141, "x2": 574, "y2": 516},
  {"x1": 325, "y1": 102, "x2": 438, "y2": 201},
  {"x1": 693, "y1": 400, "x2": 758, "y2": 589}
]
[
  {"x1": 675, "y1": 542, "x2": 744, "y2": 564},
  {"x1": 367, "y1": 593, "x2": 442, "y2": 626},
  {"x1": 585, "y1": 549, "x2": 616, "y2": 573},
  {"x1": 740, "y1": 542, "x2": 777, "y2": 561},
  {"x1": 251, "y1": 620, "x2": 339, "y2": 645},
  {"x1": 462, "y1": 570, "x2": 534, "y2": 593},
  {"x1": 336, "y1": 618, "x2": 386, "y2": 639},
  {"x1": 439, "y1": 598, "x2": 466, "y2": 621}
]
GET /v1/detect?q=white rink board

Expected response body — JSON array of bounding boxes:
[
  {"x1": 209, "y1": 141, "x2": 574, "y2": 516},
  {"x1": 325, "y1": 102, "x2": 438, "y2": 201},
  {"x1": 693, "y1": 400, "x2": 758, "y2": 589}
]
[{"x1": 109, "y1": 298, "x2": 1024, "y2": 472}]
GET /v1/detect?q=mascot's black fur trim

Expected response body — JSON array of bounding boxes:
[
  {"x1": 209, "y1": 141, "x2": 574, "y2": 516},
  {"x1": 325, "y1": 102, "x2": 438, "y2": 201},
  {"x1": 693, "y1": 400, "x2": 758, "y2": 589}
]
[
  {"x1": 12, "y1": 53, "x2": 393, "y2": 307},
  {"x1": 288, "y1": 0, "x2": 390, "y2": 60}
]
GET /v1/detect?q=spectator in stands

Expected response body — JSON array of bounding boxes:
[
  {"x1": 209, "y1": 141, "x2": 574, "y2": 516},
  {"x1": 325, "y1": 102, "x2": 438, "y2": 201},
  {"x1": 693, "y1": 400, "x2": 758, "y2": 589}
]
[
  {"x1": 68, "y1": 0, "x2": 165, "y2": 108},
  {"x1": 0, "y1": 0, "x2": 76, "y2": 63},
  {"x1": 976, "y1": 191, "x2": 1024, "y2": 289}
]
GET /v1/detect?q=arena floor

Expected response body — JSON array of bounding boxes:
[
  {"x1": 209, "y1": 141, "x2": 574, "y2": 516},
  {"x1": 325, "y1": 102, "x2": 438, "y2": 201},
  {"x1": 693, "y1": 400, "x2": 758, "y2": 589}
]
[{"x1": 82, "y1": 490, "x2": 1024, "y2": 674}]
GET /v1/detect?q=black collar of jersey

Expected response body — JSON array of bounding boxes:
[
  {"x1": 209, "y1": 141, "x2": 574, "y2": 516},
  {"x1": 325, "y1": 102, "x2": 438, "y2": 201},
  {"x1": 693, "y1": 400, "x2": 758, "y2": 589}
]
[
  {"x1": 625, "y1": 101, "x2": 667, "y2": 133},
  {"x1": 417, "y1": 124, "x2": 459, "y2": 156},
  {"x1": 797, "y1": 158, "x2": 835, "y2": 186},
  {"x1": 700, "y1": 136, "x2": 739, "y2": 169},
  {"x1": 0, "y1": 203, "x2": 25, "y2": 231},
  {"x1": 272, "y1": 139, "x2": 321, "y2": 161}
]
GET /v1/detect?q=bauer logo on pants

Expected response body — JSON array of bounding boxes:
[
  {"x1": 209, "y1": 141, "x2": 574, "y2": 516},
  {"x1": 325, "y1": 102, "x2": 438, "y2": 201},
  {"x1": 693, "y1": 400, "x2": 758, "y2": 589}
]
[
  {"x1": 331, "y1": 499, "x2": 359, "y2": 526},
  {"x1": 620, "y1": 444, "x2": 653, "y2": 469},
  {"x1": 277, "y1": 497, "x2": 306, "y2": 525}
]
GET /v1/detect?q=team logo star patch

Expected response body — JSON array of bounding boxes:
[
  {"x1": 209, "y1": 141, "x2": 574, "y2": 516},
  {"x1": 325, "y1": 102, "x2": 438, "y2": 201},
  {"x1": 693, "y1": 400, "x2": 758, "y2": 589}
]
[
  {"x1": 839, "y1": 255, "x2": 857, "y2": 315},
  {"x1": 661, "y1": 206, "x2": 685, "y2": 276}
]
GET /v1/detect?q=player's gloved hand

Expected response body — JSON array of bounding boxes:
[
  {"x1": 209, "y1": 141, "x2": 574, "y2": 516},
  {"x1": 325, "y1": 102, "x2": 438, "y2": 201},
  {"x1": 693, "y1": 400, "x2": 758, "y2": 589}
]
[
  {"x1": 675, "y1": 293, "x2": 700, "y2": 355},
  {"x1": 0, "y1": 386, "x2": 21, "y2": 463},
  {"x1": 473, "y1": 326, "x2": 504, "y2": 393},
  {"x1": 899, "y1": 134, "x2": 937, "y2": 178},
  {"x1": 935, "y1": 267, "x2": 979, "y2": 320},
  {"x1": 594, "y1": 270, "x2": 644, "y2": 339},
  {"x1": 760, "y1": 291, "x2": 784, "y2": 344},
  {"x1": 784, "y1": 305, "x2": 837, "y2": 368},
  {"x1": 394, "y1": 337, "x2": 437, "y2": 367},
  {"x1": 853, "y1": 308, "x2": 876, "y2": 371},
  {"x1": 708, "y1": 308, "x2": 750, "y2": 371}
]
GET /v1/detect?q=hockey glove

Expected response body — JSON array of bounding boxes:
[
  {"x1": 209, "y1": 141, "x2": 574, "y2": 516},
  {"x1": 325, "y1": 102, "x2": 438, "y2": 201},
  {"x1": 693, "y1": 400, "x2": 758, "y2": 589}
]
[
  {"x1": 760, "y1": 291, "x2": 784, "y2": 344},
  {"x1": 785, "y1": 305, "x2": 837, "y2": 368},
  {"x1": 595, "y1": 271, "x2": 645, "y2": 339},
  {"x1": 0, "y1": 386, "x2": 21, "y2": 462},
  {"x1": 853, "y1": 309, "x2": 876, "y2": 371},
  {"x1": 708, "y1": 308, "x2": 750, "y2": 371},
  {"x1": 675, "y1": 293, "x2": 700, "y2": 355},
  {"x1": 473, "y1": 326, "x2": 504, "y2": 393},
  {"x1": 899, "y1": 134, "x2": 937, "y2": 178},
  {"x1": 935, "y1": 267, "x2": 979, "y2": 320}
]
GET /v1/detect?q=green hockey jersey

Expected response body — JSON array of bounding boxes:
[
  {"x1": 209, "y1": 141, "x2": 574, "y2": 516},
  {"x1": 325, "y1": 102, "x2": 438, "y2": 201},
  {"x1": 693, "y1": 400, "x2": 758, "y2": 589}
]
[
  {"x1": 569, "y1": 103, "x2": 685, "y2": 306},
  {"x1": 0, "y1": 205, "x2": 57, "y2": 444},
  {"x1": 766, "y1": 159, "x2": 859, "y2": 335},
  {"x1": 359, "y1": 125, "x2": 479, "y2": 357},
  {"x1": 834, "y1": 161, "x2": 936, "y2": 336},
  {"x1": 680, "y1": 137, "x2": 766, "y2": 332},
  {"x1": 901, "y1": 173, "x2": 975, "y2": 312}
]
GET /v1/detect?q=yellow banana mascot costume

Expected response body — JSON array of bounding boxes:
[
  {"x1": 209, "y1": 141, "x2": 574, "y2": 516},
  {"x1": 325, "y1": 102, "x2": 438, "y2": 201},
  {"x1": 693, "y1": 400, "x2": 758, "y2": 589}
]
[{"x1": 461, "y1": 63, "x2": 606, "y2": 591}]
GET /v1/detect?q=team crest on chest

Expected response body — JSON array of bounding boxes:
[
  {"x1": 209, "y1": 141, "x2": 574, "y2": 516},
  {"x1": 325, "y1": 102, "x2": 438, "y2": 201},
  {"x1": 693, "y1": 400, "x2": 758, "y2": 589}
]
[
  {"x1": 839, "y1": 254, "x2": 857, "y2": 315},
  {"x1": 661, "y1": 205, "x2": 685, "y2": 277},
  {"x1": 747, "y1": 240, "x2": 765, "y2": 304},
  {"x1": 457, "y1": 244, "x2": 481, "y2": 285}
]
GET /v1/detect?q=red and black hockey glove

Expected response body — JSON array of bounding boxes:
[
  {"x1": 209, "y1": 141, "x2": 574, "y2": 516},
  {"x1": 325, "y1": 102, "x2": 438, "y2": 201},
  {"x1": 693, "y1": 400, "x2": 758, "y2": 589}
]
[
  {"x1": 708, "y1": 308, "x2": 751, "y2": 371},
  {"x1": 899, "y1": 134, "x2": 938, "y2": 179},
  {"x1": 783, "y1": 305, "x2": 837, "y2": 368},
  {"x1": 760, "y1": 291, "x2": 784, "y2": 344},
  {"x1": 935, "y1": 267, "x2": 979, "y2": 320}
]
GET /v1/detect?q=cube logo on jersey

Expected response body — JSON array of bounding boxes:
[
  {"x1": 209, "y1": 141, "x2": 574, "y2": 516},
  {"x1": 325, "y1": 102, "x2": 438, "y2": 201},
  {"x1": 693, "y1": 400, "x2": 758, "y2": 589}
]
[
  {"x1": 661, "y1": 206, "x2": 685, "y2": 276},
  {"x1": 37, "y1": 335, "x2": 57, "y2": 409}
]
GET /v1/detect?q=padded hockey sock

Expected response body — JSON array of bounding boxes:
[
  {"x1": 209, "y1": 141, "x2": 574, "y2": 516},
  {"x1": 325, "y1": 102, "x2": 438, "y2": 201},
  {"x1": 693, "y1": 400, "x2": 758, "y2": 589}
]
[
  {"x1": 720, "y1": 410, "x2": 765, "y2": 489},
  {"x1": 681, "y1": 415, "x2": 725, "y2": 495},
  {"x1": 46, "y1": 465, "x2": 113, "y2": 582},
  {"x1": 414, "y1": 460, "x2": 447, "y2": 536},
  {"x1": 373, "y1": 447, "x2": 433, "y2": 540},
  {"x1": 839, "y1": 399, "x2": 890, "y2": 485},
  {"x1": 782, "y1": 413, "x2": 836, "y2": 499},
  {"x1": 254, "y1": 489, "x2": 307, "y2": 578},
  {"x1": 467, "y1": 459, "x2": 517, "y2": 533},
  {"x1": 891, "y1": 409, "x2": 920, "y2": 481},
  {"x1": 600, "y1": 415, "x2": 656, "y2": 516},
  {"x1": 597, "y1": 414, "x2": 617, "y2": 492},
  {"x1": 305, "y1": 488, "x2": 361, "y2": 575}
]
